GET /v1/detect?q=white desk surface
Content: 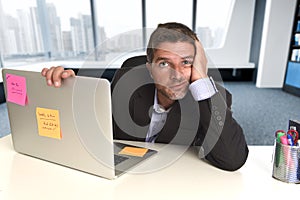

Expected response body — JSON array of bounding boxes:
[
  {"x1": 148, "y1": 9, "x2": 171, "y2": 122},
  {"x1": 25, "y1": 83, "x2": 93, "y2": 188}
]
[{"x1": 0, "y1": 135, "x2": 298, "y2": 200}]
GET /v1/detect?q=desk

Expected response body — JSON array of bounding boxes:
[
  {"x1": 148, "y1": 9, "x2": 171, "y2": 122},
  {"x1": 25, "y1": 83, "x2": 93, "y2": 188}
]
[{"x1": 0, "y1": 135, "x2": 298, "y2": 200}]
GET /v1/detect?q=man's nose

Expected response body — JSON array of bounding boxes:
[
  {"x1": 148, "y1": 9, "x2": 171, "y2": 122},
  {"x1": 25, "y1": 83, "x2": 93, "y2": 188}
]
[{"x1": 170, "y1": 65, "x2": 183, "y2": 80}]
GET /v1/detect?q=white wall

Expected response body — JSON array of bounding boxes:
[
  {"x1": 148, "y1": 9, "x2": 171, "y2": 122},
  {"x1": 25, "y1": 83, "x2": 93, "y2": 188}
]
[
  {"x1": 256, "y1": 0, "x2": 297, "y2": 88},
  {"x1": 206, "y1": 0, "x2": 256, "y2": 68}
]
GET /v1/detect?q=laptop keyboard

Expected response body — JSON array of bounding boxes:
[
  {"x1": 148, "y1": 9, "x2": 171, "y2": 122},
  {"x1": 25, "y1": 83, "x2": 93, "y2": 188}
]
[{"x1": 114, "y1": 154, "x2": 129, "y2": 165}]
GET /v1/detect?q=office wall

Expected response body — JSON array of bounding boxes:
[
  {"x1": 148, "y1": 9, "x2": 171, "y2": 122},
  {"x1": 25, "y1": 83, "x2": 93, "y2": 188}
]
[
  {"x1": 256, "y1": 0, "x2": 297, "y2": 88},
  {"x1": 206, "y1": 0, "x2": 255, "y2": 68},
  {"x1": 250, "y1": 0, "x2": 266, "y2": 82}
]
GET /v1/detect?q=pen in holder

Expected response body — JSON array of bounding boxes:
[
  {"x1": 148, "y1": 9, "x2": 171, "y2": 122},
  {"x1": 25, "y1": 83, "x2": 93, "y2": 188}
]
[{"x1": 272, "y1": 139, "x2": 300, "y2": 183}]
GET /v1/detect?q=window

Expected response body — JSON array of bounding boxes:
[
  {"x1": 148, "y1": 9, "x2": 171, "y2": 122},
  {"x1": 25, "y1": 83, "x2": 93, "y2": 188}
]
[
  {"x1": 45, "y1": 0, "x2": 92, "y2": 60},
  {"x1": 0, "y1": 0, "x2": 40, "y2": 66},
  {"x1": 196, "y1": 0, "x2": 234, "y2": 48},
  {"x1": 146, "y1": 0, "x2": 193, "y2": 29},
  {"x1": 0, "y1": 0, "x2": 237, "y2": 68},
  {"x1": 0, "y1": 0, "x2": 92, "y2": 67},
  {"x1": 145, "y1": 0, "x2": 193, "y2": 53},
  {"x1": 95, "y1": 0, "x2": 143, "y2": 64}
]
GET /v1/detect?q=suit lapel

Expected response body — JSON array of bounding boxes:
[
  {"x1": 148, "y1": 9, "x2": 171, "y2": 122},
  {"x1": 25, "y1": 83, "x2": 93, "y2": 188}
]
[
  {"x1": 131, "y1": 84, "x2": 155, "y2": 140},
  {"x1": 156, "y1": 92, "x2": 200, "y2": 145}
]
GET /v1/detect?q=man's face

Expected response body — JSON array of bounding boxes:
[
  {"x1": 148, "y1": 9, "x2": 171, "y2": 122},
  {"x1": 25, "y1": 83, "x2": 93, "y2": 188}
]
[{"x1": 148, "y1": 41, "x2": 195, "y2": 101}]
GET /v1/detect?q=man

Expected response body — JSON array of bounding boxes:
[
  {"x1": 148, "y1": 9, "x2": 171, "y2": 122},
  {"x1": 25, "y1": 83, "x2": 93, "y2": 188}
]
[{"x1": 42, "y1": 22, "x2": 248, "y2": 171}]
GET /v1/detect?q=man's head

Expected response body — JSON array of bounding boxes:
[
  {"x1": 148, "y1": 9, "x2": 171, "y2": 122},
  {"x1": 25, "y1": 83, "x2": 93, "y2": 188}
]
[
  {"x1": 146, "y1": 22, "x2": 198, "y2": 63},
  {"x1": 146, "y1": 22, "x2": 201, "y2": 107}
]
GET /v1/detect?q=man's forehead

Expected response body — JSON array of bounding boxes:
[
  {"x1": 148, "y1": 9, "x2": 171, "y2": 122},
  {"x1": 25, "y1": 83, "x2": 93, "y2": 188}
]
[{"x1": 154, "y1": 42, "x2": 195, "y2": 58}]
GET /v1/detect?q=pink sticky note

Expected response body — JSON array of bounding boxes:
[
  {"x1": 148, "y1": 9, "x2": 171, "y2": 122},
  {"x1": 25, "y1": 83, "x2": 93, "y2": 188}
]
[{"x1": 6, "y1": 73, "x2": 27, "y2": 106}]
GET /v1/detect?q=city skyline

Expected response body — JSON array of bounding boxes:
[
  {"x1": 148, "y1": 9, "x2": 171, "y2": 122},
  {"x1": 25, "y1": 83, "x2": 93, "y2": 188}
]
[
  {"x1": 1, "y1": 0, "x2": 90, "y2": 31},
  {"x1": 0, "y1": 0, "x2": 114, "y2": 59},
  {"x1": 0, "y1": 0, "x2": 222, "y2": 61}
]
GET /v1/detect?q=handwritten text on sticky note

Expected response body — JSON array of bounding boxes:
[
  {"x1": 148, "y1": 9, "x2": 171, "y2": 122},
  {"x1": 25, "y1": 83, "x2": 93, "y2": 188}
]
[
  {"x1": 119, "y1": 146, "x2": 148, "y2": 157},
  {"x1": 36, "y1": 107, "x2": 62, "y2": 139},
  {"x1": 6, "y1": 73, "x2": 27, "y2": 106}
]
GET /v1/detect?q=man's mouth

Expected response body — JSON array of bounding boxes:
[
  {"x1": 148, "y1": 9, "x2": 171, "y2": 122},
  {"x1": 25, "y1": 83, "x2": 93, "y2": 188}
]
[{"x1": 169, "y1": 82, "x2": 187, "y2": 91}]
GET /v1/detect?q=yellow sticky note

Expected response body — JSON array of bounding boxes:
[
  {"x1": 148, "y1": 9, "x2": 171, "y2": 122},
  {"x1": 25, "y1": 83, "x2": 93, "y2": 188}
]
[
  {"x1": 36, "y1": 107, "x2": 62, "y2": 139},
  {"x1": 119, "y1": 146, "x2": 148, "y2": 157}
]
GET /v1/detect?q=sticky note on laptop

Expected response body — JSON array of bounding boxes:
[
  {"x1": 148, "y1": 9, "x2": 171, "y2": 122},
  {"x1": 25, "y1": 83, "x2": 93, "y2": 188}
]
[
  {"x1": 5, "y1": 73, "x2": 27, "y2": 106},
  {"x1": 36, "y1": 107, "x2": 62, "y2": 139},
  {"x1": 119, "y1": 146, "x2": 149, "y2": 157}
]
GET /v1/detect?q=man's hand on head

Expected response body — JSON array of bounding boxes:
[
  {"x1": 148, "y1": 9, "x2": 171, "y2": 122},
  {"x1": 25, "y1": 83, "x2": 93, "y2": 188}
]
[
  {"x1": 190, "y1": 40, "x2": 208, "y2": 83},
  {"x1": 41, "y1": 66, "x2": 75, "y2": 88}
]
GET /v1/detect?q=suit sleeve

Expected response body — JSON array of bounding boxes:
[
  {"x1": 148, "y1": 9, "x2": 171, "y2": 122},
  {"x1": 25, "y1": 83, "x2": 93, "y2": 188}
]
[{"x1": 193, "y1": 85, "x2": 249, "y2": 171}]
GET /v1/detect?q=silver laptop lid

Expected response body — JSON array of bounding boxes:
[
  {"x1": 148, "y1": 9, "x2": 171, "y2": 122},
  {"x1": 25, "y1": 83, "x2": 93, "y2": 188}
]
[{"x1": 2, "y1": 69, "x2": 116, "y2": 179}]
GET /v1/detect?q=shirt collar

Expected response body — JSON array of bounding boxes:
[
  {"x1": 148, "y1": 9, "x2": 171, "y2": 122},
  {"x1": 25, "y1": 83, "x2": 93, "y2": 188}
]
[{"x1": 153, "y1": 89, "x2": 171, "y2": 114}]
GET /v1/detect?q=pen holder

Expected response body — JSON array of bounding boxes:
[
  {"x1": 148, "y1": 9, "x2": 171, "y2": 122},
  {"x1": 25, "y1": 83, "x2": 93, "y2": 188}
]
[{"x1": 272, "y1": 140, "x2": 300, "y2": 183}]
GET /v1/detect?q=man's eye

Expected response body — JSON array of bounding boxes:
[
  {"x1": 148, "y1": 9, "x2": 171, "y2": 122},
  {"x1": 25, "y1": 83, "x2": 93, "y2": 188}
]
[
  {"x1": 158, "y1": 62, "x2": 169, "y2": 68},
  {"x1": 183, "y1": 60, "x2": 193, "y2": 65}
]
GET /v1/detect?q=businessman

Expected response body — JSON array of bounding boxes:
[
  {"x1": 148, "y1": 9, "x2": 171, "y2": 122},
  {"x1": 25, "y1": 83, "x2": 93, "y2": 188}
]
[{"x1": 42, "y1": 22, "x2": 249, "y2": 171}]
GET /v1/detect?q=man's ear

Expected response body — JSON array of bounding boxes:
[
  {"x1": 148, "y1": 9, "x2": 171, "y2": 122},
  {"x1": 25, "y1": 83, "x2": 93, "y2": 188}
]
[{"x1": 146, "y1": 62, "x2": 153, "y2": 78}]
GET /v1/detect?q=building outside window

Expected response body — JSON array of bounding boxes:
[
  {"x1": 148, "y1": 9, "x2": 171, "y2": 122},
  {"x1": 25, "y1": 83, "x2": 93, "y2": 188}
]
[{"x1": 0, "y1": 0, "x2": 235, "y2": 68}]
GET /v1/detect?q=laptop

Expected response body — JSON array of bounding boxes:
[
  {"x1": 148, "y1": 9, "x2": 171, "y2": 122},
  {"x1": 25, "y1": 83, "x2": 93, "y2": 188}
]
[{"x1": 1, "y1": 68, "x2": 157, "y2": 179}]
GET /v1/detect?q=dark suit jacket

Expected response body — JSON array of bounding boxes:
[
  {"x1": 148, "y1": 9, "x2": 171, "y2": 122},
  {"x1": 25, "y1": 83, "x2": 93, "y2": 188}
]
[{"x1": 111, "y1": 65, "x2": 249, "y2": 171}]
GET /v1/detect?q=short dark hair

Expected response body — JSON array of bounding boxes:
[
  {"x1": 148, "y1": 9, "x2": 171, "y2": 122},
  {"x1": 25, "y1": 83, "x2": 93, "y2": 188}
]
[{"x1": 146, "y1": 22, "x2": 199, "y2": 63}]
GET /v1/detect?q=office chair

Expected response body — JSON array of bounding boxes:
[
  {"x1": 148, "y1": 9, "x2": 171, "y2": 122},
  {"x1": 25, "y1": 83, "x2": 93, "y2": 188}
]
[
  {"x1": 70, "y1": 68, "x2": 116, "y2": 82},
  {"x1": 67, "y1": 55, "x2": 148, "y2": 84},
  {"x1": 111, "y1": 55, "x2": 149, "y2": 91}
]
